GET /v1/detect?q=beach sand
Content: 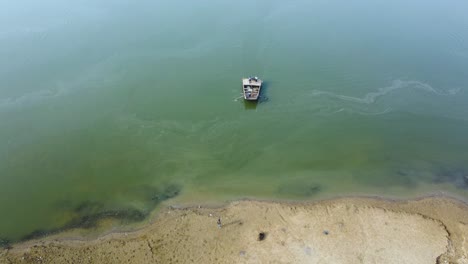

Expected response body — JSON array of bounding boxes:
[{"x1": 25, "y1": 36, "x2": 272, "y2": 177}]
[{"x1": 1, "y1": 196, "x2": 468, "y2": 264}]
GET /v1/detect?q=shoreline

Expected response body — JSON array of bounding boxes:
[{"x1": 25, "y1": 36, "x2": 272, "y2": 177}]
[
  {"x1": 7, "y1": 192, "x2": 468, "y2": 245},
  {"x1": 1, "y1": 194, "x2": 468, "y2": 263},
  {"x1": 169, "y1": 191, "x2": 468, "y2": 209}
]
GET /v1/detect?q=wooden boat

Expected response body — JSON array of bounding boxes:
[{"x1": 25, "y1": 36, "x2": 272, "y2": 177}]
[{"x1": 242, "y1": 76, "x2": 262, "y2": 101}]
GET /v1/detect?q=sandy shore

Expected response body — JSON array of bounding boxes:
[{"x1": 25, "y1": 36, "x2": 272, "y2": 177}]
[{"x1": 1, "y1": 196, "x2": 468, "y2": 264}]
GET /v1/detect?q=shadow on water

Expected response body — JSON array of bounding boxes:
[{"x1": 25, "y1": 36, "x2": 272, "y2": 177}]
[
  {"x1": 242, "y1": 80, "x2": 271, "y2": 110},
  {"x1": 15, "y1": 184, "x2": 182, "y2": 244}
]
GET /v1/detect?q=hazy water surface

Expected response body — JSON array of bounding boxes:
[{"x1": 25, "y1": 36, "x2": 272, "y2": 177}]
[{"x1": 1, "y1": 0, "x2": 468, "y2": 241}]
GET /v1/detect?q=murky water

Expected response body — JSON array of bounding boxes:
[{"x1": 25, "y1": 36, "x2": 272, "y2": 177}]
[{"x1": 1, "y1": 0, "x2": 468, "y2": 242}]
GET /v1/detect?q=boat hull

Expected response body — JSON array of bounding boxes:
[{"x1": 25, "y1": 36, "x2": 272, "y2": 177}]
[{"x1": 242, "y1": 77, "x2": 262, "y2": 101}]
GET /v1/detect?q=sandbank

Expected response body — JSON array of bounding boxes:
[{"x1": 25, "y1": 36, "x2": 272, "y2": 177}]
[{"x1": 1, "y1": 196, "x2": 468, "y2": 264}]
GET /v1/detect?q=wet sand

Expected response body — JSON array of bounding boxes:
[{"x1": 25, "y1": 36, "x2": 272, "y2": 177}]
[{"x1": 1, "y1": 196, "x2": 468, "y2": 264}]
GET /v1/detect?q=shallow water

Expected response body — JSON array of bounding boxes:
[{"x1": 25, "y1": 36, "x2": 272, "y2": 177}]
[{"x1": 1, "y1": 0, "x2": 468, "y2": 241}]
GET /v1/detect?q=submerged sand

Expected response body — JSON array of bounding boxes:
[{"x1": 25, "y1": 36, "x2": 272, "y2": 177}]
[{"x1": 1, "y1": 196, "x2": 468, "y2": 264}]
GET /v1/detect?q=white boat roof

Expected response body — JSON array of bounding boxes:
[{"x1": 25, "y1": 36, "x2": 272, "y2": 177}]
[{"x1": 242, "y1": 77, "x2": 262, "y2": 86}]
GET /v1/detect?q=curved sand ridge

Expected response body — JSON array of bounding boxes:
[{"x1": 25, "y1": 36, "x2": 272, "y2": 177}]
[{"x1": 1, "y1": 197, "x2": 468, "y2": 264}]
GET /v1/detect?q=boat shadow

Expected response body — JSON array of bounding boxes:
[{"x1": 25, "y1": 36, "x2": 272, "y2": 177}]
[{"x1": 243, "y1": 81, "x2": 270, "y2": 110}]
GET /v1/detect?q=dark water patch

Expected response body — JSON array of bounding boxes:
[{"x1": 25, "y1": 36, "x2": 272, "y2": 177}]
[
  {"x1": 277, "y1": 182, "x2": 322, "y2": 197},
  {"x1": 18, "y1": 184, "x2": 182, "y2": 243},
  {"x1": 20, "y1": 229, "x2": 56, "y2": 242},
  {"x1": 433, "y1": 167, "x2": 468, "y2": 189},
  {"x1": 150, "y1": 184, "x2": 181, "y2": 204},
  {"x1": 74, "y1": 201, "x2": 105, "y2": 215},
  {"x1": 396, "y1": 169, "x2": 409, "y2": 177},
  {"x1": 355, "y1": 169, "x2": 417, "y2": 188},
  {"x1": 0, "y1": 237, "x2": 11, "y2": 249},
  {"x1": 54, "y1": 200, "x2": 106, "y2": 222},
  {"x1": 20, "y1": 207, "x2": 148, "y2": 242},
  {"x1": 126, "y1": 183, "x2": 182, "y2": 206},
  {"x1": 64, "y1": 208, "x2": 147, "y2": 230}
]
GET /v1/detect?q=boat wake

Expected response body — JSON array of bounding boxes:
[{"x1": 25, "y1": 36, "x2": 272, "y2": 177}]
[{"x1": 233, "y1": 95, "x2": 244, "y2": 102}]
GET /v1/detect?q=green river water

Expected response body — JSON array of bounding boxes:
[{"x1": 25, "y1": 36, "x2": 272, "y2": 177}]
[{"x1": 1, "y1": 0, "x2": 468, "y2": 242}]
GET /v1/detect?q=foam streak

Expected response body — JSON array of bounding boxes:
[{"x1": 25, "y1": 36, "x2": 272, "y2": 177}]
[{"x1": 310, "y1": 80, "x2": 460, "y2": 105}]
